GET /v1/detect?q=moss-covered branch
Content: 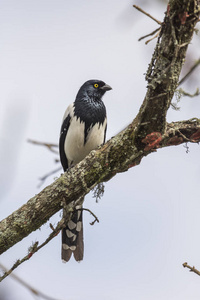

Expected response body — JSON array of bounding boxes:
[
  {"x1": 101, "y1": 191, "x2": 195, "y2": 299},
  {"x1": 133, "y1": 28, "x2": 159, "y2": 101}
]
[
  {"x1": 134, "y1": 0, "x2": 200, "y2": 145},
  {"x1": 0, "y1": 118, "x2": 200, "y2": 256},
  {"x1": 0, "y1": 0, "x2": 200, "y2": 259}
]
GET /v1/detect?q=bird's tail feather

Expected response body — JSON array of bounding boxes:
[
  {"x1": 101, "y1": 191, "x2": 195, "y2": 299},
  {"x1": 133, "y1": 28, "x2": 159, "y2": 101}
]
[{"x1": 62, "y1": 205, "x2": 84, "y2": 262}]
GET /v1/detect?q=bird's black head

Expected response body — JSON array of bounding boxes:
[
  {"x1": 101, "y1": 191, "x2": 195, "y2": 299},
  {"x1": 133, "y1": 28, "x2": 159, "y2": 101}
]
[{"x1": 75, "y1": 80, "x2": 112, "y2": 103}]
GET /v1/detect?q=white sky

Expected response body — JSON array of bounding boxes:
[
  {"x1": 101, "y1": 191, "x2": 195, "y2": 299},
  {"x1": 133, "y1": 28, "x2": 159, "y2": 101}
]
[{"x1": 0, "y1": 1, "x2": 200, "y2": 299}]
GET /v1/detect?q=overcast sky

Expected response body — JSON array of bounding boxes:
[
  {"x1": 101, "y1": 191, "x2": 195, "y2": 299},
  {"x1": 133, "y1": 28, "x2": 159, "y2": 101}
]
[{"x1": 1, "y1": 1, "x2": 200, "y2": 300}]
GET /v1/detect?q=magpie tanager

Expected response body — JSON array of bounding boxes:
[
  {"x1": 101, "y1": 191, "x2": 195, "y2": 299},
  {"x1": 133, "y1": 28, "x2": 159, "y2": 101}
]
[{"x1": 59, "y1": 79, "x2": 112, "y2": 262}]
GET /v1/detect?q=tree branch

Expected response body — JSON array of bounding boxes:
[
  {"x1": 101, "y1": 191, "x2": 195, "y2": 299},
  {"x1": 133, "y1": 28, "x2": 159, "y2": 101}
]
[
  {"x1": 135, "y1": 0, "x2": 200, "y2": 144},
  {"x1": 0, "y1": 0, "x2": 200, "y2": 274},
  {"x1": 133, "y1": 5, "x2": 162, "y2": 25},
  {"x1": 183, "y1": 262, "x2": 200, "y2": 276},
  {"x1": 0, "y1": 263, "x2": 64, "y2": 300},
  {"x1": 179, "y1": 58, "x2": 200, "y2": 85},
  {"x1": 27, "y1": 139, "x2": 59, "y2": 154},
  {"x1": 0, "y1": 119, "x2": 200, "y2": 257},
  {"x1": 0, "y1": 220, "x2": 64, "y2": 282}
]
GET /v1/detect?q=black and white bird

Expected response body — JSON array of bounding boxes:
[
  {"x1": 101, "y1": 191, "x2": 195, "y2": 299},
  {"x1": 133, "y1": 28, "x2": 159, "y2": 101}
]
[{"x1": 59, "y1": 79, "x2": 112, "y2": 262}]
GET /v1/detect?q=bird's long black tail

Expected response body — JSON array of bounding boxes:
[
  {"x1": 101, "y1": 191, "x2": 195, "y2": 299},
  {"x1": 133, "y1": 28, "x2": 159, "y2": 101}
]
[{"x1": 62, "y1": 204, "x2": 84, "y2": 262}]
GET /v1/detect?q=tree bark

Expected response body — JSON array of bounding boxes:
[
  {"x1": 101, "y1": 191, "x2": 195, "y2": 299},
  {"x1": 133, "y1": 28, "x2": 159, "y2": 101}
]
[{"x1": 0, "y1": 0, "x2": 200, "y2": 256}]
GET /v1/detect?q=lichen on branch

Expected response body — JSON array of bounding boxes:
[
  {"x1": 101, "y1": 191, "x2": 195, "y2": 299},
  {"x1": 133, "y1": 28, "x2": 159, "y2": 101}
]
[{"x1": 0, "y1": 0, "x2": 200, "y2": 278}]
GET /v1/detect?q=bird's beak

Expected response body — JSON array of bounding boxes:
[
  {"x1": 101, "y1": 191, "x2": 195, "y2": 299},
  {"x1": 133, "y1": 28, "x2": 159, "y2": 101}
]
[{"x1": 100, "y1": 84, "x2": 112, "y2": 91}]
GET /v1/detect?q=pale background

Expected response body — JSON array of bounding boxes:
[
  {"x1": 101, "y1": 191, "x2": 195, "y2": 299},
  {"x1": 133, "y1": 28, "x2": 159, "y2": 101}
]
[{"x1": 0, "y1": 1, "x2": 200, "y2": 299}]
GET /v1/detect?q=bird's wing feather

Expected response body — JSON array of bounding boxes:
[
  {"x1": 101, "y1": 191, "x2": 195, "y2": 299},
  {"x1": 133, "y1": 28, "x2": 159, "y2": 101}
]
[
  {"x1": 103, "y1": 123, "x2": 107, "y2": 144},
  {"x1": 59, "y1": 104, "x2": 74, "y2": 171}
]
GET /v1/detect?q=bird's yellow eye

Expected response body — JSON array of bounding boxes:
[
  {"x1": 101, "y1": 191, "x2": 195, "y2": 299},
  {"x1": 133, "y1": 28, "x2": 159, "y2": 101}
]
[{"x1": 94, "y1": 83, "x2": 99, "y2": 88}]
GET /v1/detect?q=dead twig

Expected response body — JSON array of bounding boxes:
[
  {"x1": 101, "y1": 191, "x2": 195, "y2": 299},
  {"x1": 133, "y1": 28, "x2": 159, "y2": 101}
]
[
  {"x1": 145, "y1": 30, "x2": 161, "y2": 45},
  {"x1": 38, "y1": 166, "x2": 62, "y2": 188},
  {"x1": 138, "y1": 27, "x2": 161, "y2": 42},
  {"x1": 179, "y1": 58, "x2": 200, "y2": 86},
  {"x1": 183, "y1": 262, "x2": 200, "y2": 276},
  {"x1": 0, "y1": 220, "x2": 64, "y2": 282},
  {"x1": 133, "y1": 4, "x2": 162, "y2": 25},
  {"x1": 28, "y1": 139, "x2": 61, "y2": 187},
  {"x1": 81, "y1": 208, "x2": 100, "y2": 225},
  {"x1": 27, "y1": 139, "x2": 59, "y2": 154},
  {"x1": 133, "y1": 4, "x2": 162, "y2": 44},
  {"x1": 0, "y1": 263, "x2": 64, "y2": 300}
]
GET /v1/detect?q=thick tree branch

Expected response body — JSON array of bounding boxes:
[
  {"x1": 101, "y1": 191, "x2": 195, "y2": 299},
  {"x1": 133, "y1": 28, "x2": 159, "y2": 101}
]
[
  {"x1": 0, "y1": 0, "x2": 200, "y2": 263},
  {"x1": 0, "y1": 119, "x2": 200, "y2": 256},
  {"x1": 134, "y1": 0, "x2": 200, "y2": 145}
]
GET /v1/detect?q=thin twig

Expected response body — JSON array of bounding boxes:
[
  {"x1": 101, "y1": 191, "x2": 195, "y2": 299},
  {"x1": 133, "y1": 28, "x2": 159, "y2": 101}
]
[
  {"x1": 145, "y1": 30, "x2": 161, "y2": 45},
  {"x1": 0, "y1": 263, "x2": 63, "y2": 300},
  {"x1": 179, "y1": 58, "x2": 200, "y2": 86},
  {"x1": 28, "y1": 139, "x2": 61, "y2": 187},
  {"x1": 27, "y1": 139, "x2": 59, "y2": 154},
  {"x1": 183, "y1": 262, "x2": 200, "y2": 276},
  {"x1": 0, "y1": 220, "x2": 64, "y2": 282},
  {"x1": 133, "y1": 5, "x2": 162, "y2": 25},
  {"x1": 133, "y1": 4, "x2": 162, "y2": 44},
  {"x1": 38, "y1": 166, "x2": 62, "y2": 188},
  {"x1": 177, "y1": 130, "x2": 196, "y2": 143},
  {"x1": 138, "y1": 27, "x2": 161, "y2": 41},
  {"x1": 81, "y1": 208, "x2": 100, "y2": 225}
]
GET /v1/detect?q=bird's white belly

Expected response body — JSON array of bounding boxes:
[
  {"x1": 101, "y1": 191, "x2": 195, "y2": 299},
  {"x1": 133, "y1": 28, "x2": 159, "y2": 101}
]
[{"x1": 64, "y1": 117, "x2": 106, "y2": 166}]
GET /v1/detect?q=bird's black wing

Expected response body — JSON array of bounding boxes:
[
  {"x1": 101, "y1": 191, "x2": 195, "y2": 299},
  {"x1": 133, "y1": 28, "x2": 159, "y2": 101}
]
[
  {"x1": 59, "y1": 114, "x2": 71, "y2": 171},
  {"x1": 103, "y1": 123, "x2": 107, "y2": 144}
]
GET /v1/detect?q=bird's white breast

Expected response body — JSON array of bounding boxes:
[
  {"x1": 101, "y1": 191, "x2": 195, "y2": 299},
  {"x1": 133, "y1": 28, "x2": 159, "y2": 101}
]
[{"x1": 64, "y1": 114, "x2": 106, "y2": 167}]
